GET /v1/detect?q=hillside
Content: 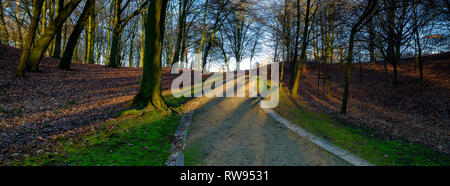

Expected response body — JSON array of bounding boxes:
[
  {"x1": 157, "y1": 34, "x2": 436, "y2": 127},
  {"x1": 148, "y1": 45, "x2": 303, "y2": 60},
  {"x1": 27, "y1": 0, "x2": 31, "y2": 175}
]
[
  {"x1": 0, "y1": 45, "x2": 181, "y2": 163},
  {"x1": 284, "y1": 53, "x2": 450, "y2": 154}
]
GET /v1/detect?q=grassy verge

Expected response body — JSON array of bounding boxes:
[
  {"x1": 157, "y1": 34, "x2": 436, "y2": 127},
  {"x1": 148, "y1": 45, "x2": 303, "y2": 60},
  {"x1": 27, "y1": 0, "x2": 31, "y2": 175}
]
[
  {"x1": 274, "y1": 88, "x2": 450, "y2": 166},
  {"x1": 183, "y1": 140, "x2": 204, "y2": 166},
  {"x1": 18, "y1": 92, "x2": 190, "y2": 166}
]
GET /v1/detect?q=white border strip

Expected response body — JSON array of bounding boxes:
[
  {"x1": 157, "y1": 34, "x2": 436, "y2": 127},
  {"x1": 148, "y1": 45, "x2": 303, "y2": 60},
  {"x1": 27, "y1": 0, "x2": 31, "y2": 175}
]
[{"x1": 261, "y1": 107, "x2": 375, "y2": 166}]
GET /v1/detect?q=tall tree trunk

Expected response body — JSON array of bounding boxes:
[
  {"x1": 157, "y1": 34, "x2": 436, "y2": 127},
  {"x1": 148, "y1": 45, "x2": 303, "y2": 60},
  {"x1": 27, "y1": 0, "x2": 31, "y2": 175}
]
[
  {"x1": 0, "y1": 0, "x2": 9, "y2": 45},
  {"x1": 340, "y1": 29, "x2": 357, "y2": 114},
  {"x1": 105, "y1": 5, "x2": 113, "y2": 66},
  {"x1": 415, "y1": 22, "x2": 424, "y2": 91},
  {"x1": 41, "y1": 0, "x2": 47, "y2": 37},
  {"x1": 180, "y1": 31, "x2": 188, "y2": 68},
  {"x1": 60, "y1": 0, "x2": 95, "y2": 70},
  {"x1": 129, "y1": 30, "x2": 135, "y2": 67},
  {"x1": 17, "y1": 0, "x2": 45, "y2": 77},
  {"x1": 52, "y1": 0, "x2": 64, "y2": 58},
  {"x1": 290, "y1": 0, "x2": 311, "y2": 96},
  {"x1": 369, "y1": 19, "x2": 375, "y2": 71},
  {"x1": 196, "y1": 0, "x2": 209, "y2": 70},
  {"x1": 108, "y1": 0, "x2": 122, "y2": 68},
  {"x1": 202, "y1": 1, "x2": 225, "y2": 69},
  {"x1": 139, "y1": 21, "x2": 145, "y2": 68},
  {"x1": 280, "y1": 38, "x2": 286, "y2": 87},
  {"x1": 132, "y1": 0, "x2": 169, "y2": 110},
  {"x1": 289, "y1": 0, "x2": 302, "y2": 88},
  {"x1": 107, "y1": 0, "x2": 150, "y2": 67},
  {"x1": 340, "y1": 0, "x2": 377, "y2": 114},
  {"x1": 26, "y1": 0, "x2": 83, "y2": 72},
  {"x1": 15, "y1": 0, "x2": 23, "y2": 48},
  {"x1": 86, "y1": 3, "x2": 95, "y2": 64},
  {"x1": 171, "y1": 0, "x2": 188, "y2": 67},
  {"x1": 48, "y1": 1, "x2": 55, "y2": 56},
  {"x1": 273, "y1": 39, "x2": 278, "y2": 63}
]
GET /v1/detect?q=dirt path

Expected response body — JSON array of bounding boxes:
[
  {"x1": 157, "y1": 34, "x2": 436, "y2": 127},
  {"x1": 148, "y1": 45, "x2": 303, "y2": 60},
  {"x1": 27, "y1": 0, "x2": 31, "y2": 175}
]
[{"x1": 184, "y1": 78, "x2": 351, "y2": 165}]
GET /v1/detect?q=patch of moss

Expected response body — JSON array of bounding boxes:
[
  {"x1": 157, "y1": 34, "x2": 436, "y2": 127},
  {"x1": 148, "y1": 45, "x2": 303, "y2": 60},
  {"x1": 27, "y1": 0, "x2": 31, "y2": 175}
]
[{"x1": 20, "y1": 94, "x2": 190, "y2": 166}]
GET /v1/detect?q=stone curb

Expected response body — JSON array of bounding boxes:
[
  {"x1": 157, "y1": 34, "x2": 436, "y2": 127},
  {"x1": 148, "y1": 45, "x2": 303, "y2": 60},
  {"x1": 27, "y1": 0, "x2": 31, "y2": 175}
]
[
  {"x1": 261, "y1": 107, "x2": 375, "y2": 166},
  {"x1": 165, "y1": 111, "x2": 194, "y2": 166}
]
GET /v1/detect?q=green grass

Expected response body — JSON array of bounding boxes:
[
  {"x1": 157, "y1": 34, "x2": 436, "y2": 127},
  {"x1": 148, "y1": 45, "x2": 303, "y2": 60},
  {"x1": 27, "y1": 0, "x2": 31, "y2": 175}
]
[
  {"x1": 0, "y1": 107, "x2": 23, "y2": 114},
  {"x1": 66, "y1": 100, "x2": 76, "y2": 105},
  {"x1": 183, "y1": 140, "x2": 204, "y2": 166},
  {"x1": 275, "y1": 88, "x2": 450, "y2": 166},
  {"x1": 19, "y1": 94, "x2": 190, "y2": 166}
]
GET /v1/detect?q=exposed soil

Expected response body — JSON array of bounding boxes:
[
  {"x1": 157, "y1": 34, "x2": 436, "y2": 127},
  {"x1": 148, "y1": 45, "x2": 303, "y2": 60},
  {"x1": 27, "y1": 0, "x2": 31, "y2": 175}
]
[
  {"x1": 284, "y1": 53, "x2": 450, "y2": 154},
  {"x1": 186, "y1": 96, "x2": 350, "y2": 166},
  {"x1": 184, "y1": 77, "x2": 350, "y2": 166}
]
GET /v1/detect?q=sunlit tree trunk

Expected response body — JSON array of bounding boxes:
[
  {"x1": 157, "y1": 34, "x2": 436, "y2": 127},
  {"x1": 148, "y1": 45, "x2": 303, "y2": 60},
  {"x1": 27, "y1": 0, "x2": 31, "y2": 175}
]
[
  {"x1": 196, "y1": 0, "x2": 209, "y2": 71},
  {"x1": 0, "y1": 0, "x2": 9, "y2": 44},
  {"x1": 171, "y1": 0, "x2": 188, "y2": 67},
  {"x1": 132, "y1": 0, "x2": 169, "y2": 110},
  {"x1": 139, "y1": 13, "x2": 145, "y2": 68},
  {"x1": 25, "y1": 0, "x2": 82, "y2": 72},
  {"x1": 15, "y1": 0, "x2": 23, "y2": 48},
  {"x1": 59, "y1": 0, "x2": 95, "y2": 70},
  {"x1": 41, "y1": 0, "x2": 47, "y2": 37},
  {"x1": 104, "y1": 5, "x2": 112, "y2": 66},
  {"x1": 280, "y1": 38, "x2": 286, "y2": 87},
  {"x1": 202, "y1": 0, "x2": 227, "y2": 69},
  {"x1": 289, "y1": 0, "x2": 302, "y2": 89},
  {"x1": 48, "y1": 0, "x2": 55, "y2": 57},
  {"x1": 108, "y1": 0, "x2": 150, "y2": 68},
  {"x1": 86, "y1": 3, "x2": 95, "y2": 64},
  {"x1": 290, "y1": 0, "x2": 311, "y2": 97},
  {"x1": 17, "y1": 0, "x2": 45, "y2": 77}
]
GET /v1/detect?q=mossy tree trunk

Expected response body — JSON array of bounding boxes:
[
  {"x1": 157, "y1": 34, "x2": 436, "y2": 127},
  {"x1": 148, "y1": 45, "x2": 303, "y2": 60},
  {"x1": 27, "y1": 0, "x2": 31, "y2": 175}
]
[
  {"x1": 19, "y1": 0, "x2": 82, "y2": 73},
  {"x1": 0, "y1": 0, "x2": 10, "y2": 44},
  {"x1": 17, "y1": 0, "x2": 45, "y2": 77},
  {"x1": 132, "y1": 0, "x2": 169, "y2": 110},
  {"x1": 86, "y1": 3, "x2": 95, "y2": 64},
  {"x1": 59, "y1": 0, "x2": 95, "y2": 70},
  {"x1": 139, "y1": 14, "x2": 145, "y2": 68}
]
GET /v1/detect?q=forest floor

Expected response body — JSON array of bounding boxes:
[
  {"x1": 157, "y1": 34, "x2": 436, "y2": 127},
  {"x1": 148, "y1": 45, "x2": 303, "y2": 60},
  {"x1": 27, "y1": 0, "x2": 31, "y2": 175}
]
[
  {"x1": 283, "y1": 53, "x2": 450, "y2": 154},
  {"x1": 1, "y1": 43, "x2": 449, "y2": 165},
  {"x1": 0, "y1": 44, "x2": 187, "y2": 165}
]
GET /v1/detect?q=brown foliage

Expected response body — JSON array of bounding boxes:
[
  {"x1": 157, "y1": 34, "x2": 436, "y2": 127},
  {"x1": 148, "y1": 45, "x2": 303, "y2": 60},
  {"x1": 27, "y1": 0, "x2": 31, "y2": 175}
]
[
  {"x1": 285, "y1": 53, "x2": 450, "y2": 154},
  {"x1": 0, "y1": 45, "x2": 182, "y2": 164}
]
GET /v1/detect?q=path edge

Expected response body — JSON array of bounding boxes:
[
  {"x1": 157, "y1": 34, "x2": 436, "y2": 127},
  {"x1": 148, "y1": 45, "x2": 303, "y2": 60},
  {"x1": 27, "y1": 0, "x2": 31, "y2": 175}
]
[
  {"x1": 165, "y1": 96, "x2": 205, "y2": 166},
  {"x1": 261, "y1": 106, "x2": 375, "y2": 166}
]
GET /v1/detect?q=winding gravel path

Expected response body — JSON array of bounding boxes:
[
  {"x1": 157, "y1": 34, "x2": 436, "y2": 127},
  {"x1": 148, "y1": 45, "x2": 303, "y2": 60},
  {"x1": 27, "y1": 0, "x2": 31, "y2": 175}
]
[{"x1": 184, "y1": 77, "x2": 351, "y2": 166}]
